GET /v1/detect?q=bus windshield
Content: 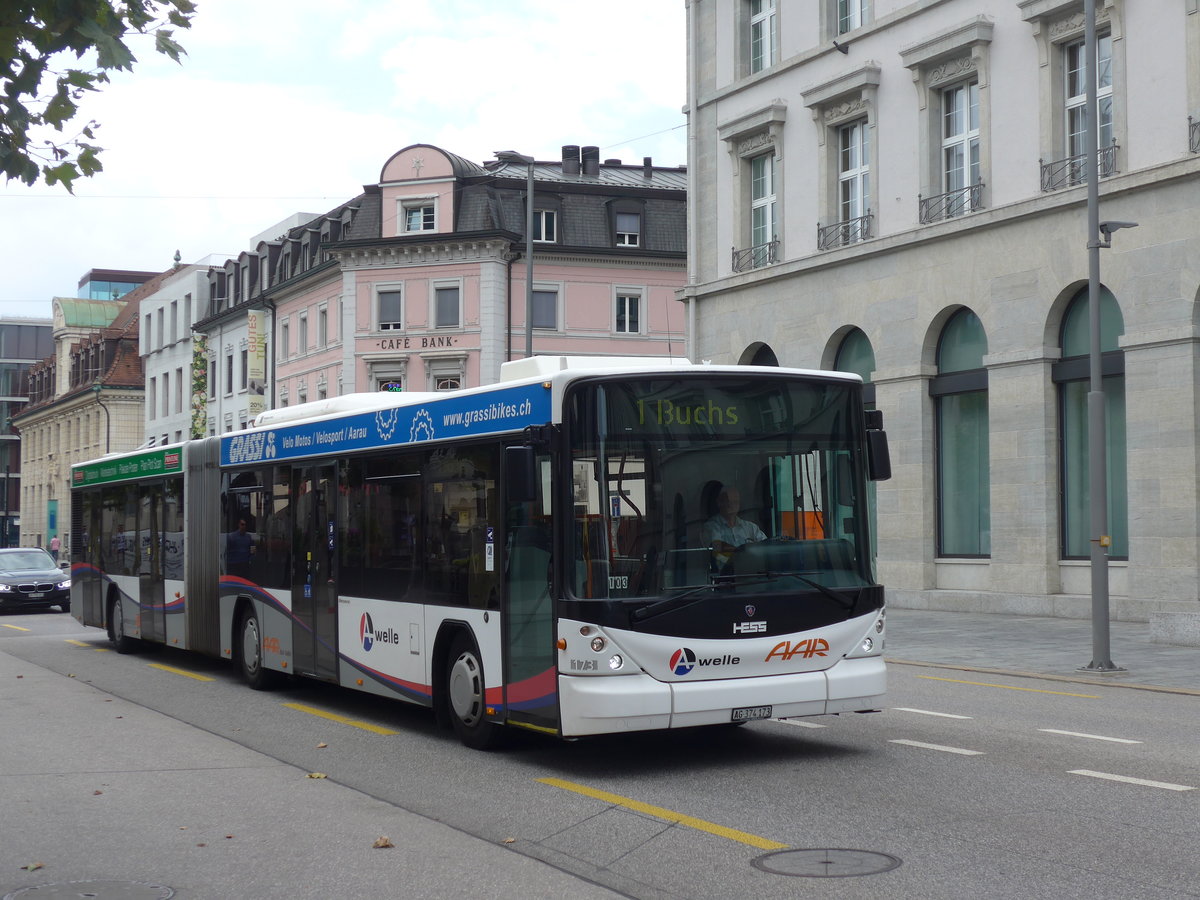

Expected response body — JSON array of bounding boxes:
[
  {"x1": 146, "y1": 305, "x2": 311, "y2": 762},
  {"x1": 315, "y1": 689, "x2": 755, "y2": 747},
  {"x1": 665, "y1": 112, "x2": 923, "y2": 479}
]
[{"x1": 567, "y1": 374, "x2": 874, "y2": 603}]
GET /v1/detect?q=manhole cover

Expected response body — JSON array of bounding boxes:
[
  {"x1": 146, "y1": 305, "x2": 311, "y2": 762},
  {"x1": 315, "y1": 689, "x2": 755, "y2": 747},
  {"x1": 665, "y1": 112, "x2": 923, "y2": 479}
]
[
  {"x1": 752, "y1": 848, "x2": 901, "y2": 878},
  {"x1": 4, "y1": 881, "x2": 175, "y2": 900}
]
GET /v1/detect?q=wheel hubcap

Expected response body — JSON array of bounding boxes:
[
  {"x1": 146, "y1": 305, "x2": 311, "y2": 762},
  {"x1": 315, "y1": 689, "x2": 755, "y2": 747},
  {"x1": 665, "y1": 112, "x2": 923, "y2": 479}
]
[
  {"x1": 448, "y1": 651, "x2": 483, "y2": 726},
  {"x1": 242, "y1": 617, "x2": 261, "y2": 674}
]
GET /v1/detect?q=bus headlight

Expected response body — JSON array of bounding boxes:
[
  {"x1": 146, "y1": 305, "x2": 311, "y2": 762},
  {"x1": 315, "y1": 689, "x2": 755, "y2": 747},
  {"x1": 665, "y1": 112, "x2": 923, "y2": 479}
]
[
  {"x1": 861, "y1": 637, "x2": 874, "y2": 653},
  {"x1": 608, "y1": 654, "x2": 624, "y2": 670},
  {"x1": 590, "y1": 636, "x2": 607, "y2": 653}
]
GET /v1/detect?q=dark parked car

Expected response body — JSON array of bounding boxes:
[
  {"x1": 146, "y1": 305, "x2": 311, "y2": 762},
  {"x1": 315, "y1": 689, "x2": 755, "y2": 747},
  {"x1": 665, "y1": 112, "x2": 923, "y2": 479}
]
[{"x1": 0, "y1": 548, "x2": 71, "y2": 613}]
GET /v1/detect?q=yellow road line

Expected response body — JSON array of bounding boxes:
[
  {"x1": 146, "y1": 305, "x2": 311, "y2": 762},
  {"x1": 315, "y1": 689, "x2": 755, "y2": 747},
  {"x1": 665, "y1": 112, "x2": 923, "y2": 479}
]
[
  {"x1": 282, "y1": 702, "x2": 400, "y2": 735},
  {"x1": 3, "y1": 624, "x2": 31, "y2": 631},
  {"x1": 147, "y1": 662, "x2": 215, "y2": 682},
  {"x1": 65, "y1": 639, "x2": 108, "y2": 651},
  {"x1": 538, "y1": 777, "x2": 788, "y2": 850},
  {"x1": 918, "y1": 675, "x2": 1100, "y2": 698}
]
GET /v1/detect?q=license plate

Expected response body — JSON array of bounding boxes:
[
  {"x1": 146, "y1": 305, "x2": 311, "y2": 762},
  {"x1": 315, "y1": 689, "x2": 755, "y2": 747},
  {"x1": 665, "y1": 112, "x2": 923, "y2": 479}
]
[
  {"x1": 731, "y1": 705, "x2": 772, "y2": 722},
  {"x1": 29, "y1": 592, "x2": 44, "y2": 599}
]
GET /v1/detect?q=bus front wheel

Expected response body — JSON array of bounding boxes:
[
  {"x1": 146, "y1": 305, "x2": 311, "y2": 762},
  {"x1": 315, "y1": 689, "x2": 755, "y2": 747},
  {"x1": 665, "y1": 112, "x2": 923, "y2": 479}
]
[{"x1": 445, "y1": 633, "x2": 502, "y2": 750}]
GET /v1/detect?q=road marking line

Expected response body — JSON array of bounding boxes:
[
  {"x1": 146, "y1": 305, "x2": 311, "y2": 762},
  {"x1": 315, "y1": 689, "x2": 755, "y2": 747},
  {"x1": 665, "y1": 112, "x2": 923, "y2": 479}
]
[
  {"x1": 65, "y1": 639, "x2": 108, "y2": 651},
  {"x1": 892, "y1": 707, "x2": 973, "y2": 719},
  {"x1": 1039, "y1": 729, "x2": 1142, "y2": 744},
  {"x1": 918, "y1": 675, "x2": 1100, "y2": 698},
  {"x1": 889, "y1": 739, "x2": 984, "y2": 756},
  {"x1": 771, "y1": 718, "x2": 827, "y2": 728},
  {"x1": 3, "y1": 624, "x2": 31, "y2": 631},
  {"x1": 147, "y1": 662, "x2": 215, "y2": 682},
  {"x1": 537, "y1": 777, "x2": 788, "y2": 850},
  {"x1": 1069, "y1": 770, "x2": 1194, "y2": 792},
  {"x1": 282, "y1": 702, "x2": 400, "y2": 735}
]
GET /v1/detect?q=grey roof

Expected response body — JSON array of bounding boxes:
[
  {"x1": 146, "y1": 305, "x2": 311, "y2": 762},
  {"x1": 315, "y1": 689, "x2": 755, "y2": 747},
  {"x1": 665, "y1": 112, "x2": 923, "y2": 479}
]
[{"x1": 487, "y1": 160, "x2": 687, "y2": 191}]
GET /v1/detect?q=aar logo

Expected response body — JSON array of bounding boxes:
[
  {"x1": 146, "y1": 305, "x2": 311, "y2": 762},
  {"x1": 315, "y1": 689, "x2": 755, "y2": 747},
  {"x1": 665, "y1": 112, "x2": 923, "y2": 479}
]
[
  {"x1": 360, "y1": 612, "x2": 374, "y2": 651},
  {"x1": 669, "y1": 647, "x2": 696, "y2": 676}
]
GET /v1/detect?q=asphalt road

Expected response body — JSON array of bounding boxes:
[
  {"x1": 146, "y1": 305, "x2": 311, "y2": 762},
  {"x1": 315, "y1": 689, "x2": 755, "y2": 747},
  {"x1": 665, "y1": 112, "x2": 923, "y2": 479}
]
[{"x1": 1, "y1": 610, "x2": 1197, "y2": 900}]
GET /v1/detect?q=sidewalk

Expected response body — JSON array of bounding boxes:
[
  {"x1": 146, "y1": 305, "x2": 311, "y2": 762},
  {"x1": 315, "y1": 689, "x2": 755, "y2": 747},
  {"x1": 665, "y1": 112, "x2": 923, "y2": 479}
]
[
  {"x1": 885, "y1": 608, "x2": 1200, "y2": 695},
  {"x1": 0, "y1": 649, "x2": 624, "y2": 900}
]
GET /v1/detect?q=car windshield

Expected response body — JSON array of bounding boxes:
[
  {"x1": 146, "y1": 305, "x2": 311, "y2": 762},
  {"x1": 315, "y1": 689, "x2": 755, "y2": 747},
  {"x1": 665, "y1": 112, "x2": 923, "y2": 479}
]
[
  {"x1": 0, "y1": 550, "x2": 57, "y2": 570},
  {"x1": 566, "y1": 374, "x2": 874, "y2": 601}
]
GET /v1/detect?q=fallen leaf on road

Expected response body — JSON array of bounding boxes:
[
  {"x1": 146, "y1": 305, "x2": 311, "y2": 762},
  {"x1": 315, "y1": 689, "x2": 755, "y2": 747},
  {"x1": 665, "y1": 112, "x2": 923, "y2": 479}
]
[
  {"x1": 225, "y1": 835, "x2": 234, "y2": 840},
  {"x1": 373, "y1": 837, "x2": 395, "y2": 849},
  {"x1": 503, "y1": 837, "x2": 516, "y2": 844},
  {"x1": 93, "y1": 790, "x2": 103, "y2": 796},
  {"x1": 21, "y1": 862, "x2": 44, "y2": 872},
  {"x1": 316, "y1": 742, "x2": 328, "y2": 748},
  {"x1": 307, "y1": 772, "x2": 327, "y2": 779}
]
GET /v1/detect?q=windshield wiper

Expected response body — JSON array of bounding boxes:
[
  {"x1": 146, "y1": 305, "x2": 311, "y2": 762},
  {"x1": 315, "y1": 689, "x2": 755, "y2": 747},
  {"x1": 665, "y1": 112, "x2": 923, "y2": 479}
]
[
  {"x1": 630, "y1": 581, "x2": 733, "y2": 623},
  {"x1": 779, "y1": 571, "x2": 861, "y2": 611}
]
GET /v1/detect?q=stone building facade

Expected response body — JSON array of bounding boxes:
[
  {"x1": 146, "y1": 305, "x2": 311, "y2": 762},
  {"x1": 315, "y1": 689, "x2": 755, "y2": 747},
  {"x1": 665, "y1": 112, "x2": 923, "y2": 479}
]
[{"x1": 683, "y1": 0, "x2": 1200, "y2": 624}]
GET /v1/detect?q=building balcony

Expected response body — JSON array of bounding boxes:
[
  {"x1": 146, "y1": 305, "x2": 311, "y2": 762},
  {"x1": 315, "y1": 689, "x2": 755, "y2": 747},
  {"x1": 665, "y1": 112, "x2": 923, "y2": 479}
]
[
  {"x1": 919, "y1": 183, "x2": 984, "y2": 224},
  {"x1": 1039, "y1": 143, "x2": 1118, "y2": 192},
  {"x1": 817, "y1": 213, "x2": 873, "y2": 251},
  {"x1": 732, "y1": 239, "x2": 778, "y2": 272}
]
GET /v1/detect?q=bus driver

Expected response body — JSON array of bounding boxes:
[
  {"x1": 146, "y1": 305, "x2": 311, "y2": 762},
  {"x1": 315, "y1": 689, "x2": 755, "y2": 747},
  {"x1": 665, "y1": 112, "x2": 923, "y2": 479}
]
[{"x1": 703, "y1": 487, "x2": 765, "y2": 570}]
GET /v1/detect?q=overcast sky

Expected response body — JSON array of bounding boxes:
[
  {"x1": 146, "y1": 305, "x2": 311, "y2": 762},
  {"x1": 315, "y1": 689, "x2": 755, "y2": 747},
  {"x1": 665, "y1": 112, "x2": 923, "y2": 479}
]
[{"x1": 1, "y1": 0, "x2": 687, "y2": 318}]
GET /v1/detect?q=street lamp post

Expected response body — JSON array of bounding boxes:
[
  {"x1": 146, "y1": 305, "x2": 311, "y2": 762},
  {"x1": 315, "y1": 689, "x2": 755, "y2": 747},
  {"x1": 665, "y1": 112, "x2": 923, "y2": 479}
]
[
  {"x1": 494, "y1": 150, "x2": 536, "y2": 359},
  {"x1": 92, "y1": 383, "x2": 111, "y2": 455},
  {"x1": 1081, "y1": 0, "x2": 1133, "y2": 673}
]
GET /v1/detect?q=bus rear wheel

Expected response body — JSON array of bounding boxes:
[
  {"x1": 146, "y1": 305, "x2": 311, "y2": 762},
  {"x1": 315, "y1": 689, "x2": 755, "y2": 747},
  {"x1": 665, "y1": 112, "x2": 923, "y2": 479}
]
[
  {"x1": 445, "y1": 633, "x2": 502, "y2": 750},
  {"x1": 238, "y1": 607, "x2": 280, "y2": 690},
  {"x1": 107, "y1": 598, "x2": 139, "y2": 654}
]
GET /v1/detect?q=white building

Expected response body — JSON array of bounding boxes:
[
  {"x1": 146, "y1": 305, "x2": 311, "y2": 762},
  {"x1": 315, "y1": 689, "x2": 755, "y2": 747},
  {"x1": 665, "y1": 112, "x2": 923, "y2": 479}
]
[
  {"x1": 140, "y1": 264, "x2": 212, "y2": 445},
  {"x1": 684, "y1": 0, "x2": 1200, "y2": 628}
]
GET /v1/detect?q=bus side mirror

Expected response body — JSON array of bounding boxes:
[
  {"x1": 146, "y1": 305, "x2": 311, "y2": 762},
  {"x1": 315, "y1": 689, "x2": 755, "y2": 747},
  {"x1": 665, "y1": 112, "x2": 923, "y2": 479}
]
[
  {"x1": 864, "y1": 409, "x2": 891, "y2": 482},
  {"x1": 505, "y1": 446, "x2": 538, "y2": 503}
]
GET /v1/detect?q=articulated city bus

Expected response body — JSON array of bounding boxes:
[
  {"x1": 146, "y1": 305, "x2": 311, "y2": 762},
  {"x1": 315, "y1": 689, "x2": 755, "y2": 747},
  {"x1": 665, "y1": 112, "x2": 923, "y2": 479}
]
[{"x1": 70, "y1": 356, "x2": 891, "y2": 748}]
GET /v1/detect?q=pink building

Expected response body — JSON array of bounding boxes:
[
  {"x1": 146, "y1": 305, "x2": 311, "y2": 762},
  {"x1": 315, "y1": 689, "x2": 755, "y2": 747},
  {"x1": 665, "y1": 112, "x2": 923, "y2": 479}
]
[{"x1": 201, "y1": 143, "x2": 687, "y2": 411}]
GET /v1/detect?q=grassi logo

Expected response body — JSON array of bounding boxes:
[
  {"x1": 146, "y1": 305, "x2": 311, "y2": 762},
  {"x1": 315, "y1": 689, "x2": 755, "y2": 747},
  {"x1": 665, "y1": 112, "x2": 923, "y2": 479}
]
[
  {"x1": 668, "y1": 648, "x2": 740, "y2": 676},
  {"x1": 359, "y1": 612, "x2": 402, "y2": 653}
]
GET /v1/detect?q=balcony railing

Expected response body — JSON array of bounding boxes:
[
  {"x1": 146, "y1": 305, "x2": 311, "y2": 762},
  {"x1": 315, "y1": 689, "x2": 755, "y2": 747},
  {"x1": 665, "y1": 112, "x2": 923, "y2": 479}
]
[
  {"x1": 1190, "y1": 116, "x2": 1200, "y2": 154},
  {"x1": 1039, "y1": 142, "x2": 1118, "y2": 192},
  {"x1": 732, "y1": 239, "x2": 779, "y2": 272},
  {"x1": 919, "y1": 183, "x2": 984, "y2": 223},
  {"x1": 817, "y1": 213, "x2": 873, "y2": 250}
]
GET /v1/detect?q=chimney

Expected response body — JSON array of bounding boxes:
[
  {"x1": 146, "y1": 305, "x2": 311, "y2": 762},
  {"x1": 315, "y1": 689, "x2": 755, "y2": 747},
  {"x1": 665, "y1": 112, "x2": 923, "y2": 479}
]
[
  {"x1": 581, "y1": 145, "x2": 600, "y2": 177},
  {"x1": 643, "y1": 156, "x2": 653, "y2": 179},
  {"x1": 561, "y1": 145, "x2": 580, "y2": 176},
  {"x1": 604, "y1": 158, "x2": 621, "y2": 166}
]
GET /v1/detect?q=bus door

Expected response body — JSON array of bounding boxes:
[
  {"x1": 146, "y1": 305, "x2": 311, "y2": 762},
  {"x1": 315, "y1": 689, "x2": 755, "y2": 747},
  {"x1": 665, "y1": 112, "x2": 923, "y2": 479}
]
[
  {"x1": 138, "y1": 483, "x2": 166, "y2": 643},
  {"x1": 502, "y1": 448, "x2": 559, "y2": 733},
  {"x1": 291, "y1": 465, "x2": 339, "y2": 682}
]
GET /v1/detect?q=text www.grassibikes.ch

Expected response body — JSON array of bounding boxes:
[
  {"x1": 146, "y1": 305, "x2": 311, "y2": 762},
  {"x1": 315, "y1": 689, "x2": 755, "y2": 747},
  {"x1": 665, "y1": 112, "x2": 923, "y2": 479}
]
[{"x1": 442, "y1": 399, "x2": 532, "y2": 429}]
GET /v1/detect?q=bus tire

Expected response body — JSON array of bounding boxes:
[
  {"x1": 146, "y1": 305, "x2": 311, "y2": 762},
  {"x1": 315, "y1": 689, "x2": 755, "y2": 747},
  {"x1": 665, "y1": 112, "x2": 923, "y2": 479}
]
[
  {"x1": 107, "y1": 597, "x2": 139, "y2": 654},
  {"x1": 445, "y1": 633, "x2": 502, "y2": 750},
  {"x1": 238, "y1": 606, "x2": 280, "y2": 691}
]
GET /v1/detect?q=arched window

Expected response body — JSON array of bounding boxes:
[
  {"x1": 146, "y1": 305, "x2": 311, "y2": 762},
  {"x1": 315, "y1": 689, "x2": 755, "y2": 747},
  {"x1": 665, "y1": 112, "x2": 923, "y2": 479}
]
[
  {"x1": 834, "y1": 327, "x2": 876, "y2": 406},
  {"x1": 931, "y1": 308, "x2": 989, "y2": 556},
  {"x1": 1053, "y1": 287, "x2": 1126, "y2": 559}
]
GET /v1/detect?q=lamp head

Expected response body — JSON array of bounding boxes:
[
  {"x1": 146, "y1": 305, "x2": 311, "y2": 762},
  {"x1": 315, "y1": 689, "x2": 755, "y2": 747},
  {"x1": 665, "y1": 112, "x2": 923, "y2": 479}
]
[{"x1": 1099, "y1": 220, "x2": 1138, "y2": 237}]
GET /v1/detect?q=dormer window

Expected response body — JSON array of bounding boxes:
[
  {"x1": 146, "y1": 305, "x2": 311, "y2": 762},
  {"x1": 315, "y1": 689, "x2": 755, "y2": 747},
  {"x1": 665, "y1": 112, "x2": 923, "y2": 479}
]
[
  {"x1": 403, "y1": 202, "x2": 435, "y2": 233},
  {"x1": 615, "y1": 212, "x2": 641, "y2": 247}
]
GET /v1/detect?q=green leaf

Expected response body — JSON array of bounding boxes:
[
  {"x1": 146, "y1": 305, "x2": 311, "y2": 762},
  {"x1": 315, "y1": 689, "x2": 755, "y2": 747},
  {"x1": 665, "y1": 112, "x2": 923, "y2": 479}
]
[{"x1": 44, "y1": 162, "x2": 79, "y2": 193}]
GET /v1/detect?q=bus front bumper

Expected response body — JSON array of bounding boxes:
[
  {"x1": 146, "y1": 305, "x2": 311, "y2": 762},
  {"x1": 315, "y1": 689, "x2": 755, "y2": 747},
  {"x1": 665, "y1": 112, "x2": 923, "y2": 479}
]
[{"x1": 558, "y1": 656, "x2": 885, "y2": 737}]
